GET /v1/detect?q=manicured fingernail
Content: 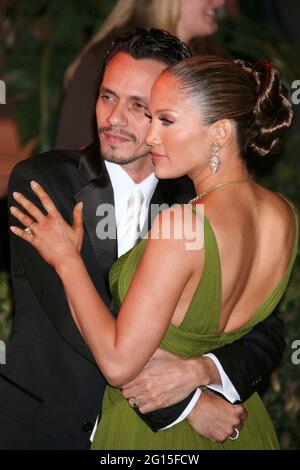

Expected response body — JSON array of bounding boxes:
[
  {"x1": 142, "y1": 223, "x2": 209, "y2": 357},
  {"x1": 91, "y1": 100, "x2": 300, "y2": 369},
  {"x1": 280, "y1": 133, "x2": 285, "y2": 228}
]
[
  {"x1": 13, "y1": 192, "x2": 20, "y2": 198},
  {"x1": 78, "y1": 202, "x2": 83, "y2": 209},
  {"x1": 10, "y1": 206, "x2": 16, "y2": 212},
  {"x1": 10, "y1": 226, "x2": 17, "y2": 232},
  {"x1": 31, "y1": 180, "x2": 38, "y2": 187}
]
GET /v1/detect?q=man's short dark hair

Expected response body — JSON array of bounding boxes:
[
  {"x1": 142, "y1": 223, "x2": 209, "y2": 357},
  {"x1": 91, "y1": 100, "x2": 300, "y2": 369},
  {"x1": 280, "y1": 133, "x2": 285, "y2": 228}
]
[{"x1": 103, "y1": 28, "x2": 192, "y2": 69}]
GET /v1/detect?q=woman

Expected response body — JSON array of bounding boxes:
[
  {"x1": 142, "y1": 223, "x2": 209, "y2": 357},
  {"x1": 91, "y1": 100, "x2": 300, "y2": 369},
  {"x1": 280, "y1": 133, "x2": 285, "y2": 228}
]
[
  {"x1": 55, "y1": 0, "x2": 226, "y2": 149},
  {"x1": 10, "y1": 56, "x2": 298, "y2": 449}
]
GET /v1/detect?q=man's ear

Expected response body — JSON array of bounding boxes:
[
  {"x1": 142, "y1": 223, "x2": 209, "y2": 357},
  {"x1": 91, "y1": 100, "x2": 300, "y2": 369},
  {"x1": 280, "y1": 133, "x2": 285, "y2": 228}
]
[{"x1": 208, "y1": 119, "x2": 233, "y2": 149}]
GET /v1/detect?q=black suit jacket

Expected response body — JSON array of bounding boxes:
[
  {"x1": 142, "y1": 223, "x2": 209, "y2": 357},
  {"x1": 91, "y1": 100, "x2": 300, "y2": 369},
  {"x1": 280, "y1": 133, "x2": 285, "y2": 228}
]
[{"x1": 0, "y1": 142, "x2": 285, "y2": 448}]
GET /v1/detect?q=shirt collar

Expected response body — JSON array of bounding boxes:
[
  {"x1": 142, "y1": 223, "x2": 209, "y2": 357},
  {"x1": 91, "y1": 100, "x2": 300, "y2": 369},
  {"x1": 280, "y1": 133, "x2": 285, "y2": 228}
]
[{"x1": 104, "y1": 160, "x2": 158, "y2": 207}]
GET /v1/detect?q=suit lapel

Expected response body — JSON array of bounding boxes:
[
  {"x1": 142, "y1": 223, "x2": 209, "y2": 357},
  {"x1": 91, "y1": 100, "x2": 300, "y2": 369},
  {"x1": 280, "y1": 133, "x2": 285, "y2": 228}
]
[
  {"x1": 75, "y1": 143, "x2": 117, "y2": 279},
  {"x1": 75, "y1": 182, "x2": 117, "y2": 280}
]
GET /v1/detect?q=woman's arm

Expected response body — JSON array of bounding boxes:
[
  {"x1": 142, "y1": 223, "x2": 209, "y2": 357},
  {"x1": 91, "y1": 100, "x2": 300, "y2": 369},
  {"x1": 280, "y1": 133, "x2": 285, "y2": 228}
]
[
  {"x1": 10, "y1": 181, "x2": 202, "y2": 387},
  {"x1": 56, "y1": 213, "x2": 197, "y2": 387}
]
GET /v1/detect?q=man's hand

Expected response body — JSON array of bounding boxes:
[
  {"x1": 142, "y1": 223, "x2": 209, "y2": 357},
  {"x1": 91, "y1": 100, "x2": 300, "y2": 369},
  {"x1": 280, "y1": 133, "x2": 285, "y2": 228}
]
[
  {"x1": 187, "y1": 390, "x2": 247, "y2": 443},
  {"x1": 122, "y1": 348, "x2": 219, "y2": 413}
]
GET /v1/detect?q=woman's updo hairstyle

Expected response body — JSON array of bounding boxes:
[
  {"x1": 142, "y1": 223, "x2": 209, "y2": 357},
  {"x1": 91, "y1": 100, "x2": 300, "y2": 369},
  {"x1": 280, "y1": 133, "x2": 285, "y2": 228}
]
[{"x1": 167, "y1": 56, "x2": 293, "y2": 160}]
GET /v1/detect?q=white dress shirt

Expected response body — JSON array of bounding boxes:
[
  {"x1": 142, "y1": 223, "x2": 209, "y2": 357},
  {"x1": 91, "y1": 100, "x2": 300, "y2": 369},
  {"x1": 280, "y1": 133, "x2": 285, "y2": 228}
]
[
  {"x1": 105, "y1": 161, "x2": 158, "y2": 254},
  {"x1": 90, "y1": 161, "x2": 240, "y2": 440}
]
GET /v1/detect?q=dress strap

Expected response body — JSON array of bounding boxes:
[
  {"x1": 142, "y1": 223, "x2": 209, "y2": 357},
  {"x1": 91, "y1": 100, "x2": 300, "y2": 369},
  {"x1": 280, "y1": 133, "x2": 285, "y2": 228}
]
[
  {"x1": 276, "y1": 193, "x2": 299, "y2": 260},
  {"x1": 178, "y1": 204, "x2": 222, "y2": 333}
]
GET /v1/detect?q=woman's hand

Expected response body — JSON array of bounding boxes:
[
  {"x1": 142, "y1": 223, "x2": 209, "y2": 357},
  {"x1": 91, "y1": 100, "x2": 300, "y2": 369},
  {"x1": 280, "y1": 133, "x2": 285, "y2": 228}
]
[{"x1": 10, "y1": 180, "x2": 84, "y2": 271}]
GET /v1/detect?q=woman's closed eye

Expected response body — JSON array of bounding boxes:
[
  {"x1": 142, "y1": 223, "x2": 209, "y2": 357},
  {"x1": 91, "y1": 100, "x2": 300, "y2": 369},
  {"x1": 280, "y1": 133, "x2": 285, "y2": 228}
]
[{"x1": 159, "y1": 116, "x2": 174, "y2": 126}]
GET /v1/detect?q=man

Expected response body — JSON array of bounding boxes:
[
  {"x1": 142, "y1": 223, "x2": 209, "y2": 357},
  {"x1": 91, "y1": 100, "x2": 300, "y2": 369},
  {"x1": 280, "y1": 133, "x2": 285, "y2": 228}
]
[{"x1": 1, "y1": 29, "x2": 285, "y2": 449}]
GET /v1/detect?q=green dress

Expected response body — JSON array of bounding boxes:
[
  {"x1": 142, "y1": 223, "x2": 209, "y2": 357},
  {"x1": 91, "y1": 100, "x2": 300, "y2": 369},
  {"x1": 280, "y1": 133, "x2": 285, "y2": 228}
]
[{"x1": 92, "y1": 198, "x2": 299, "y2": 450}]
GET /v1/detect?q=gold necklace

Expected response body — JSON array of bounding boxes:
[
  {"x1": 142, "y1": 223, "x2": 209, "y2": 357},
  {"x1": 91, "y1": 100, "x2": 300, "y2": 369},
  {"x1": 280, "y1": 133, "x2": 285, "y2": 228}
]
[{"x1": 189, "y1": 177, "x2": 251, "y2": 204}]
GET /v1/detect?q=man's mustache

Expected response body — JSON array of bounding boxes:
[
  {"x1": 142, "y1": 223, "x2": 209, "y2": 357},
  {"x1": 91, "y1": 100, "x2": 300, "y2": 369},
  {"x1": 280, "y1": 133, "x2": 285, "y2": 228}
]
[{"x1": 98, "y1": 127, "x2": 137, "y2": 143}]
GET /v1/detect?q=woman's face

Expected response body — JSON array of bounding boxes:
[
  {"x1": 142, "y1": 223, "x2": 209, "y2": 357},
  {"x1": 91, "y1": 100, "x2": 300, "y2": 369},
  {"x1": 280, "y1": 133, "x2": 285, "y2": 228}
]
[
  {"x1": 146, "y1": 73, "x2": 212, "y2": 181},
  {"x1": 178, "y1": 0, "x2": 225, "y2": 39}
]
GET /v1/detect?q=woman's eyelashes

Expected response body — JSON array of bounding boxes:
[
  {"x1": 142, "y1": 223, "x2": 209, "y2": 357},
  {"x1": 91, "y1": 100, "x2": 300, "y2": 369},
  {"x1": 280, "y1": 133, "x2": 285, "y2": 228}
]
[
  {"x1": 144, "y1": 110, "x2": 175, "y2": 125},
  {"x1": 144, "y1": 110, "x2": 152, "y2": 121},
  {"x1": 159, "y1": 115, "x2": 174, "y2": 126}
]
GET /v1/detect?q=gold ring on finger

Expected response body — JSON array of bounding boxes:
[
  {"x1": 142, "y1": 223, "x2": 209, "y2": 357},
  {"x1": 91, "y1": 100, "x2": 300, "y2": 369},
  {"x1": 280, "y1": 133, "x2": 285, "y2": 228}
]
[{"x1": 24, "y1": 222, "x2": 35, "y2": 235}]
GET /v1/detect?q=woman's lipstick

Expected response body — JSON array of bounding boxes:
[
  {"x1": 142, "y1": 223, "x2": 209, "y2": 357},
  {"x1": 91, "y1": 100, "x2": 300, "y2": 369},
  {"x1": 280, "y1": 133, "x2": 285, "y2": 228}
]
[{"x1": 151, "y1": 152, "x2": 167, "y2": 164}]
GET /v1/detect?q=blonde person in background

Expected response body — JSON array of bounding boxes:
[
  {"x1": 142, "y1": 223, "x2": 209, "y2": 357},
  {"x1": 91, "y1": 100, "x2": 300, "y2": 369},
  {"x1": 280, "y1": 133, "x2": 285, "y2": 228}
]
[{"x1": 55, "y1": 0, "x2": 226, "y2": 149}]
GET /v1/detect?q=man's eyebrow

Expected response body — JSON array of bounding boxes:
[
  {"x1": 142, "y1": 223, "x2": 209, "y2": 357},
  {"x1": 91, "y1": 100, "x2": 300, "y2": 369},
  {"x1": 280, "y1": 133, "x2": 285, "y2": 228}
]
[
  {"x1": 153, "y1": 108, "x2": 178, "y2": 114},
  {"x1": 99, "y1": 86, "x2": 117, "y2": 97},
  {"x1": 129, "y1": 95, "x2": 149, "y2": 104}
]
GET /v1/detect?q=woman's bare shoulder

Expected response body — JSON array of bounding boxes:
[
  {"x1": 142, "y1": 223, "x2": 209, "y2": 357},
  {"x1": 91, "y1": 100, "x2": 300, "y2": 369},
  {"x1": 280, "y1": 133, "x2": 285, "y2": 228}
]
[
  {"x1": 151, "y1": 204, "x2": 204, "y2": 243},
  {"x1": 258, "y1": 186, "x2": 296, "y2": 235}
]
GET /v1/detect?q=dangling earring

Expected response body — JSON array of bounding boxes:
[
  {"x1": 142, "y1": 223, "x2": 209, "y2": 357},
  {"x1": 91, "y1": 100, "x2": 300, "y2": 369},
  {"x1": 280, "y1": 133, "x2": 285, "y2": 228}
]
[{"x1": 209, "y1": 143, "x2": 221, "y2": 175}]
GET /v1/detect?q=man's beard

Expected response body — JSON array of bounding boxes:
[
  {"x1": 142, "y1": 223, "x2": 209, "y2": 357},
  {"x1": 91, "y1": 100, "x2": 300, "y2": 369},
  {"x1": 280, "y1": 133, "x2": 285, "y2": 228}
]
[
  {"x1": 98, "y1": 127, "x2": 151, "y2": 165},
  {"x1": 101, "y1": 149, "x2": 151, "y2": 165}
]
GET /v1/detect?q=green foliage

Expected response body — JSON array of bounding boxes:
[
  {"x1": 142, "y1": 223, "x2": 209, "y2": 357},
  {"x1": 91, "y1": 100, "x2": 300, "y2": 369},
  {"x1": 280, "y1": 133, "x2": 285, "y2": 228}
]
[
  {"x1": 258, "y1": 136, "x2": 300, "y2": 450},
  {"x1": 264, "y1": 268, "x2": 300, "y2": 450},
  {"x1": 0, "y1": 0, "x2": 116, "y2": 152},
  {"x1": 217, "y1": 16, "x2": 300, "y2": 84},
  {"x1": 0, "y1": 272, "x2": 12, "y2": 341}
]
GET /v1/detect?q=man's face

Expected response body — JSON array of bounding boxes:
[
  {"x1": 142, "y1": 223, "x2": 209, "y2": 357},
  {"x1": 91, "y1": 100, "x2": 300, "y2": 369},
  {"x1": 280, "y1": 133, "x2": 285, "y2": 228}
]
[{"x1": 96, "y1": 52, "x2": 166, "y2": 166}]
